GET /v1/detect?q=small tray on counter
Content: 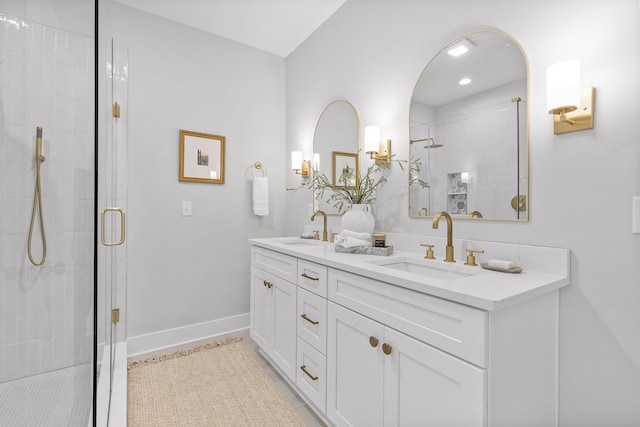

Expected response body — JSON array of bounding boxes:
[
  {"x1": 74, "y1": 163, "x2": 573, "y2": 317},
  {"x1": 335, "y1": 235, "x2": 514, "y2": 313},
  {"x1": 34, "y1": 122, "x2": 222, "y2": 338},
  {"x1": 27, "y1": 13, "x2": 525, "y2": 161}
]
[
  {"x1": 480, "y1": 263, "x2": 523, "y2": 274},
  {"x1": 335, "y1": 244, "x2": 394, "y2": 256}
]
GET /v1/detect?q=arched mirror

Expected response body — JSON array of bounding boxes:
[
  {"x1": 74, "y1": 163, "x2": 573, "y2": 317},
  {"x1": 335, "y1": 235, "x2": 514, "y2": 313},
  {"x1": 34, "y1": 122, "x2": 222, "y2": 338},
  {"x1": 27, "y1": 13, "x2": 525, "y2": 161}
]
[
  {"x1": 313, "y1": 100, "x2": 360, "y2": 215},
  {"x1": 409, "y1": 30, "x2": 528, "y2": 220}
]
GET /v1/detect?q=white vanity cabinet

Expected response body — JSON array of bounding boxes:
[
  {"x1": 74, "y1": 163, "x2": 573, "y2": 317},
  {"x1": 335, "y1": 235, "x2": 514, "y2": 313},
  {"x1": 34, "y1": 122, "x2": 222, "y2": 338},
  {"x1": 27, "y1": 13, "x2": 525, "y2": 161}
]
[
  {"x1": 250, "y1": 247, "x2": 298, "y2": 381},
  {"x1": 249, "y1": 240, "x2": 565, "y2": 427},
  {"x1": 296, "y1": 259, "x2": 329, "y2": 412},
  {"x1": 327, "y1": 302, "x2": 485, "y2": 427}
]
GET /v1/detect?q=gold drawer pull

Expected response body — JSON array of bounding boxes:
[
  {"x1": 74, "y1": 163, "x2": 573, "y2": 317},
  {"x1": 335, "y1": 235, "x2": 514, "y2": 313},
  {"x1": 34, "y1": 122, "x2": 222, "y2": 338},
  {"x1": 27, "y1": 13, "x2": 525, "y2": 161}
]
[
  {"x1": 300, "y1": 365, "x2": 318, "y2": 381},
  {"x1": 301, "y1": 273, "x2": 320, "y2": 281},
  {"x1": 369, "y1": 336, "x2": 379, "y2": 348},
  {"x1": 382, "y1": 343, "x2": 392, "y2": 355},
  {"x1": 301, "y1": 314, "x2": 319, "y2": 325}
]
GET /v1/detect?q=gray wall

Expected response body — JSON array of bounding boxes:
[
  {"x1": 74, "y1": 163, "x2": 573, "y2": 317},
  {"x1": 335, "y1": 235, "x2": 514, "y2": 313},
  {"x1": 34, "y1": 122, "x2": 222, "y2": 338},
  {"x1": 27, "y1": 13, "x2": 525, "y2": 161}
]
[
  {"x1": 109, "y1": 3, "x2": 286, "y2": 345},
  {"x1": 285, "y1": 0, "x2": 640, "y2": 425}
]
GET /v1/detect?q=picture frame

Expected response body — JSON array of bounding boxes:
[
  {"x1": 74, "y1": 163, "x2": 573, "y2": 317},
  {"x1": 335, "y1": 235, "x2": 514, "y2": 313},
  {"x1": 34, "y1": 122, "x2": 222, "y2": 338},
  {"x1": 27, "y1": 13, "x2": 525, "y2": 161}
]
[
  {"x1": 179, "y1": 130, "x2": 225, "y2": 184},
  {"x1": 332, "y1": 151, "x2": 358, "y2": 189}
]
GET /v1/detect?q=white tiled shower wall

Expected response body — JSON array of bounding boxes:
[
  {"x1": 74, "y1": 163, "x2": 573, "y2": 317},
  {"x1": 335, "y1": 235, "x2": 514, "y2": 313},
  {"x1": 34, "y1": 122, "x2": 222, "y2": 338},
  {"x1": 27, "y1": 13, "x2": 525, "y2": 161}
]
[{"x1": 0, "y1": 15, "x2": 94, "y2": 382}]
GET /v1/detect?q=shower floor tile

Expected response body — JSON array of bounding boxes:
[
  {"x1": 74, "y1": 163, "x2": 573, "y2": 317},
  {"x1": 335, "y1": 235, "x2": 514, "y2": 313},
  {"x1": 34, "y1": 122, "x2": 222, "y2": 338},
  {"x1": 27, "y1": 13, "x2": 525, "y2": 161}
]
[{"x1": 0, "y1": 363, "x2": 92, "y2": 427}]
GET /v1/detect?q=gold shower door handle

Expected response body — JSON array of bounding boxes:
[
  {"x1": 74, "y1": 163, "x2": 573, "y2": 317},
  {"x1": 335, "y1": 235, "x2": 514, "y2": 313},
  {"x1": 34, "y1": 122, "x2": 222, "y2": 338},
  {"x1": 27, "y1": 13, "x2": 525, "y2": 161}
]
[{"x1": 101, "y1": 208, "x2": 126, "y2": 246}]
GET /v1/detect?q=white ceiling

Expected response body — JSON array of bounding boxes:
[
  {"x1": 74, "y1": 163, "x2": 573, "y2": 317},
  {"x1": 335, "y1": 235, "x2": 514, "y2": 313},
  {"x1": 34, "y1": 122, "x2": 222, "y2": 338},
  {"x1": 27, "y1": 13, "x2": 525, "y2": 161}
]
[{"x1": 111, "y1": 0, "x2": 348, "y2": 57}]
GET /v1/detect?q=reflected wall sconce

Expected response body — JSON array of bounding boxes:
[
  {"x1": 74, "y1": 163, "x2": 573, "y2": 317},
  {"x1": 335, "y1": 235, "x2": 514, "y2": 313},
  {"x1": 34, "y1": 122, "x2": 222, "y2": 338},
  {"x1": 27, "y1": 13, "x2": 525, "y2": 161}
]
[
  {"x1": 364, "y1": 126, "x2": 391, "y2": 165},
  {"x1": 291, "y1": 151, "x2": 311, "y2": 178},
  {"x1": 546, "y1": 59, "x2": 595, "y2": 135}
]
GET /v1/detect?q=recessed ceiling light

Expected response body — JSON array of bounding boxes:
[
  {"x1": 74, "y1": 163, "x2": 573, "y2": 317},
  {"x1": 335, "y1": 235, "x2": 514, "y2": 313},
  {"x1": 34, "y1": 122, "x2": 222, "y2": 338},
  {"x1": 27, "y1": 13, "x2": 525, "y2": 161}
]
[
  {"x1": 448, "y1": 45, "x2": 468, "y2": 57},
  {"x1": 459, "y1": 78, "x2": 472, "y2": 85},
  {"x1": 447, "y1": 38, "x2": 475, "y2": 57}
]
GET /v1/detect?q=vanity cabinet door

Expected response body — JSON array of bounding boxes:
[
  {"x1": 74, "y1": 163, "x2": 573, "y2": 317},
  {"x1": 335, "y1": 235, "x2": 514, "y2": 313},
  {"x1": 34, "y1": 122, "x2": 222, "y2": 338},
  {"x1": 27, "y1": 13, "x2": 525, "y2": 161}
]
[
  {"x1": 250, "y1": 266, "x2": 273, "y2": 350},
  {"x1": 383, "y1": 328, "x2": 486, "y2": 427},
  {"x1": 271, "y1": 277, "x2": 297, "y2": 381},
  {"x1": 327, "y1": 302, "x2": 385, "y2": 427},
  {"x1": 249, "y1": 266, "x2": 297, "y2": 381}
]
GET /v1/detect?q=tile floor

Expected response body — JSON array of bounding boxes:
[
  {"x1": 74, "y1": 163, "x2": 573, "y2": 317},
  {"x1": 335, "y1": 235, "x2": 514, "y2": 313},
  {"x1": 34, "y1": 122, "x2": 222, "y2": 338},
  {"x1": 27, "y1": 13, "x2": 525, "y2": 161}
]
[
  {"x1": 0, "y1": 363, "x2": 92, "y2": 427},
  {"x1": 129, "y1": 329, "x2": 327, "y2": 427}
]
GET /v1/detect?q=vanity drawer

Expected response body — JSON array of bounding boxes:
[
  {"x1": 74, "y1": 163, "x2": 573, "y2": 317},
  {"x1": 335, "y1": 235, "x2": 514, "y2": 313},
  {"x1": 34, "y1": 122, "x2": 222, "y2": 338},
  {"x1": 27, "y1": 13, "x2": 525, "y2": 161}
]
[
  {"x1": 297, "y1": 259, "x2": 328, "y2": 298},
  {"x1": 328, "y1": 268, "x2": 487, "y2": 367},
  {"x1": 251, "y1": 247, "x2": 297, "y2": 283},
  {"x1": 296, "y1": 337, "x2": 327, "y2": 413},
  {"x1": 297, "y1": 288, "x2": 327, "y2": 355}
]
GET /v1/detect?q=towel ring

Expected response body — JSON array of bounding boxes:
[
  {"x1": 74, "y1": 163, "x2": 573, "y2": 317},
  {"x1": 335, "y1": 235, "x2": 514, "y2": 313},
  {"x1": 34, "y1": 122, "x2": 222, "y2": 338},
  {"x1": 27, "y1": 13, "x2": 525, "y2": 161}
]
[{"x1": 250, "y1": 162, "x2": 268, "y2": 178}]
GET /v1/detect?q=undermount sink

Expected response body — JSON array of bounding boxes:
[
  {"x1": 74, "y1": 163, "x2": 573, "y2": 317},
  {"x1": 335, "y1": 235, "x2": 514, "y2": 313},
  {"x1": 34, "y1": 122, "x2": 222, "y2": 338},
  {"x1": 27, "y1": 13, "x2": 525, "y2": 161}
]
[{"x1": 366, "y1": 257, "x2": 477, "y2": 281}]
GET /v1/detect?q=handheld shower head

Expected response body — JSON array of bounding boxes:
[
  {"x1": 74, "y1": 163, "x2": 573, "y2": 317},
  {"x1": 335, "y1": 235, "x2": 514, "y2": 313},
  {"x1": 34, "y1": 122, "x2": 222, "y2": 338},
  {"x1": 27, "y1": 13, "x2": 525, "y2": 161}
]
[{"x1": 35, "y1": 127, "x2": 44, "y2": 162}]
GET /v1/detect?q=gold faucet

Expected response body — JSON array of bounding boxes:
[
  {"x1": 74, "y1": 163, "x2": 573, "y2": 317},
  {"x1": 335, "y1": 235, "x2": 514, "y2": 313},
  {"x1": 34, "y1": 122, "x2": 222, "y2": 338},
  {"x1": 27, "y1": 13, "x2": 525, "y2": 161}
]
[
  {"x1": 433, "y1": 211, "x2": 455, "y2": 262},
  {"x1": 311, "y1": 210, "x2": 328, "y2": 241},
  {"x1": 468, "y1": 210, "x2": 483, "y2": 219}
]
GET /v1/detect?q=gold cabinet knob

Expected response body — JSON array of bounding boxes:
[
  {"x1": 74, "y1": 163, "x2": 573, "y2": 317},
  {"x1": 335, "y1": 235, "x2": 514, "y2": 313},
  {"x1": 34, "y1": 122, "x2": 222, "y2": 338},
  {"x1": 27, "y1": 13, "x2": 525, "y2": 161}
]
[
  {"x1": 369, "y1": 336, "x2": 379, "y2": 348},
  {"x1": 382, "y1": 343, "x2": 392, "y2": 355}
]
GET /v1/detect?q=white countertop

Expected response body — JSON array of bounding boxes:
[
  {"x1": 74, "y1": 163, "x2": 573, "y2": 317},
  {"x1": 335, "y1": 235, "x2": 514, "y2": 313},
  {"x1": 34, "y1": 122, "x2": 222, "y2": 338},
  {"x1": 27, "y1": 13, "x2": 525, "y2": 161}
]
[{"x1": 249, "y1": 236, "x2": 571, "y2": 312}]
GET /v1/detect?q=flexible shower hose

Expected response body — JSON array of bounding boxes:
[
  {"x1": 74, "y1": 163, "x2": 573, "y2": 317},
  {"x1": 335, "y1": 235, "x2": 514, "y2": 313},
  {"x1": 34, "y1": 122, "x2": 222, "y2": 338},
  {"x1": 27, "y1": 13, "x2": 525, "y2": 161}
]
[{"x1": 28, "y1": 144, "x2": 46, "y2": 266}]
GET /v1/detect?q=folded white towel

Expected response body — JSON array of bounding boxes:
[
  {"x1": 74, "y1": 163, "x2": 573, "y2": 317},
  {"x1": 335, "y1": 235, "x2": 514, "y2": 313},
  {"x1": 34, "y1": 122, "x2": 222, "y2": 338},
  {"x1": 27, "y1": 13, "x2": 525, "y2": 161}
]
[
  {"x1": 487, "y1": 259, "x2": 514, "y2": 270},
  {"x1": 336, "y1": 236, "x2": 372, "y2": 249},
  {"x1": 341, "y1": 230, "x2": 372, "y2": 241},
  {"x1": 252, "y1": 176, "x2": 269, "y2": 216}
]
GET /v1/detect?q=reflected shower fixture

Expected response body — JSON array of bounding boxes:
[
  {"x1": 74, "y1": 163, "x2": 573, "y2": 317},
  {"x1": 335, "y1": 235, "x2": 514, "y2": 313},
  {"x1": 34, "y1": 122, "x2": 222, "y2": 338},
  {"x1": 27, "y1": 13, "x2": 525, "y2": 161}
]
[
  {"x1": 409, "y1": 137, "x2": 443, "y2": 149},
  {"x1": 546, "y1": 59, "x2": 595, "y2": 135},
  {"x1": 28, "y1": 126, "x2": 47, "y2": 266},
  {"x1": 364, "y1": 126, "x2": 391, "y2": 165}
]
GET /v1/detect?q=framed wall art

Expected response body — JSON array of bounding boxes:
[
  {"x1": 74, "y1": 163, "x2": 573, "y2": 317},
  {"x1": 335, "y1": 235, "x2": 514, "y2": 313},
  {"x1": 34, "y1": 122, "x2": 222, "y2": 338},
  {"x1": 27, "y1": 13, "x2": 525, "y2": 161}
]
[
  {"x1": 332, "y1": 151, "x2": 358, "y2": 189},
  {"x1": 179, "y1": 130, "x2": 225, "y2": 184}
]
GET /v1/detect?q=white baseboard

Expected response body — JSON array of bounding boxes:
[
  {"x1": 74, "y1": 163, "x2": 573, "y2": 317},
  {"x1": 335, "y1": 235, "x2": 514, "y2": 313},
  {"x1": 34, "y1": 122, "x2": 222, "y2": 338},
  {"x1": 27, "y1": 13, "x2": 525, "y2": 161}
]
[{"x1": 127, "y1": 313, "x2": 250, "y2": 358}]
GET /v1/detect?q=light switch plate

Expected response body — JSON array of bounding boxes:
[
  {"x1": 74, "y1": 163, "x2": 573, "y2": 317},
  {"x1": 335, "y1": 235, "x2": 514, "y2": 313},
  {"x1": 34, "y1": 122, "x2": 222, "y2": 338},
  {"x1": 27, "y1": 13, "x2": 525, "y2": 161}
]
[
  {"x1": 633, "y1": 197, "x2": 640, "y2": 234},
  {"x1": 182, "y1": 201, "x2": 192, "y2": 216}
]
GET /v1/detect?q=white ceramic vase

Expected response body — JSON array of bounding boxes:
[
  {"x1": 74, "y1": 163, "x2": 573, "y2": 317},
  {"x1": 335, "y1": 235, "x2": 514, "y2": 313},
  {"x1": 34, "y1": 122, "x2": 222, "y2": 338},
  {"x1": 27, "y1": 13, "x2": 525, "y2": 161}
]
[{"x1": 341, "y1": 204, "x2": 375, "y2": 234}]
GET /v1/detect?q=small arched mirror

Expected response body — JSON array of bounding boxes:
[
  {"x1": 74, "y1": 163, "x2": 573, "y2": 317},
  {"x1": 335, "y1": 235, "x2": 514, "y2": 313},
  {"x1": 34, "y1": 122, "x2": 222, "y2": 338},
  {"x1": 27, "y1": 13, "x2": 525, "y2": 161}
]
[
  {"x1": 409, "y1": 30, "x2": 529, "y2": 220},
  {"x1": 313, "y1": 100, "x2": 360, "y2": 215}
]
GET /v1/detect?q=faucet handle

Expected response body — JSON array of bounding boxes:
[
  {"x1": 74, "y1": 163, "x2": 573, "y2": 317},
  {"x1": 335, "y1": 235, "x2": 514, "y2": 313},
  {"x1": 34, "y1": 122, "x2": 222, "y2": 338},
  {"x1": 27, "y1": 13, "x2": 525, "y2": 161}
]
[
  {"x1": 330, "y1": 232, "x2": 337, "y2": 243},
  {"x1": 420, "y1": 243, "x2": 435, "y2": 260},
  {"x1": 464, "y1": 249, "x2": 484, "y2": 266},
  {"x1": 313, "y1": 230, "x2": 320, "y2": 240}
]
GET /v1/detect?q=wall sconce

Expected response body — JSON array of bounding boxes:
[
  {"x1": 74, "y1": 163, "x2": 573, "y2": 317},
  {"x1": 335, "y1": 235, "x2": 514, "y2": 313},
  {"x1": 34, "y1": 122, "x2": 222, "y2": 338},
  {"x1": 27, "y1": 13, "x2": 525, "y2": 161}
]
[
  {"x1": 364, "y1": 126, "x2": 391, "y2": 165},
  {"x1": 291, "y1": 151, "x2": 311, "y2": 178},
  {"x1": 546, "y1": 59, "x2": 595, "y2": 135}
]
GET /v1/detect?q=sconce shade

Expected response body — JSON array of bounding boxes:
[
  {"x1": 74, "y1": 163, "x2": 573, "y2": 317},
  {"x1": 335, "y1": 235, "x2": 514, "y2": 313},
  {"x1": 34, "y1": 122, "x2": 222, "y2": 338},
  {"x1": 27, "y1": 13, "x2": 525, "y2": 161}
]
[
  {"x1": 313, "y1": 153, "x2": 320, "y2": 171},
  {"x1": 547, "y1": 59, "x2": 581, "y2": 114},
  {"x1": 291, "y1": 151, "x2": 302, "y2": 170},
  {"x1": 364, "y1": 126, "x2": 380, "y2": 153}
]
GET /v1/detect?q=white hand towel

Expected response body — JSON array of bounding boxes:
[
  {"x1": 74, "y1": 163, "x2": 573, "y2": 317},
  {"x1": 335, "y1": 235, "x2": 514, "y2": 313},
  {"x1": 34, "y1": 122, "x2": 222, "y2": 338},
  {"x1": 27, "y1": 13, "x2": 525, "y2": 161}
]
[
  {"x1": 487, "y1": 259, "x2": 514, "y2": 270},
  {"x1": 252, "y1": 176, "x2": 269, "y2": 216},
  {"x1": 341, "y1": 230, "x2": 372, "y2": 241}
]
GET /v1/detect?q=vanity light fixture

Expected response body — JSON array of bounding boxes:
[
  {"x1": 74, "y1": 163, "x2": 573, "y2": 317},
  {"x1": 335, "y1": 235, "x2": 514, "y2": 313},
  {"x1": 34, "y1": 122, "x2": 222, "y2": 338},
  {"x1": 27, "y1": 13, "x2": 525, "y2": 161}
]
[
  {"x1": 546, "y1": 59, "x2": 595, "y2": 135},
  {"x1": 291, "y1": 151, "x2": 311, "y2": 178},
  {"x1": 364, "y1": 125, "x2": 391, "y2": 165}
]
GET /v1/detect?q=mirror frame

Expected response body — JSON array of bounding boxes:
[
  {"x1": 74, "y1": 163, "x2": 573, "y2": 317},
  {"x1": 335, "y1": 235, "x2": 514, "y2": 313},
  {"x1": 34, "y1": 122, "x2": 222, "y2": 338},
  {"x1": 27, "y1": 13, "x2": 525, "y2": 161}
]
[
  {"x1": 312, "y1": 99, "x2": 361, "y2": 215},
  {"x1": 408, "y1": 29, "x2": 530, "y2": 221}
]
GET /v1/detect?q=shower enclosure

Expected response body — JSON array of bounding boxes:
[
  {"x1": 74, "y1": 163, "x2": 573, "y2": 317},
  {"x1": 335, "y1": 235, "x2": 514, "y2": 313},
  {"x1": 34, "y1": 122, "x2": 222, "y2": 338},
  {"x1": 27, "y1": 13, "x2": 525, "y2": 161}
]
[{"x1": 0, "y1": 1, "x2": 125, "y2": 425}]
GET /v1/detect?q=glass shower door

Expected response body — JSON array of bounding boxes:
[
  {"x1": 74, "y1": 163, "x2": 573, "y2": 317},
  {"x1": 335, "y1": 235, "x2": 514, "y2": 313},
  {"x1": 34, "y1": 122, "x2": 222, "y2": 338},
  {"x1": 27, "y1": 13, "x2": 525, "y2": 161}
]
[{"x1": 96, "y1": 38, "x2": 128, "y2": 426}]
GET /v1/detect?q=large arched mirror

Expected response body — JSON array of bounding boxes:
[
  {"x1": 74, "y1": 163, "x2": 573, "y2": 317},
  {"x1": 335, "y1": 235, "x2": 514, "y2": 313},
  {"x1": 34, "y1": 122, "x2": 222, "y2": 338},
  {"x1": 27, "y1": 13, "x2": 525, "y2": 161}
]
[
  {"x1": 409, "y1": 30, "x2": 529, "y2": 220},
  {"x1": 313, "y1": 100, "x2": 360, "y2": 215}
]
